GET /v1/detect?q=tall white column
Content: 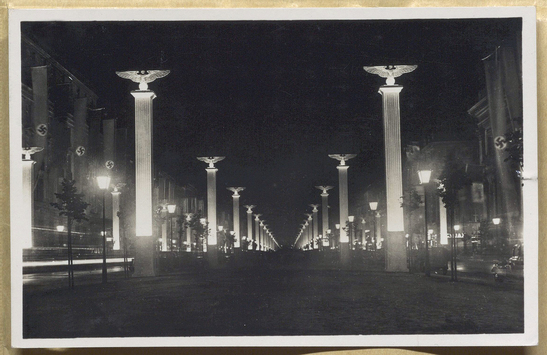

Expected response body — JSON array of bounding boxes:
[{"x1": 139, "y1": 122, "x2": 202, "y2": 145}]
[
  {"x1": 111, "y1": 188, "x2": 121, "y2": 250},
  {"x1": 310, "y1": 205, "x2": 319, "y2": 250},
  {"x1": 254, "y1": 214, "x2": 261, "y2": 250},
  {"x1": 364, "y1": 65, "x2": 416, "y2": 272},
  {"x1": 244, "y1": 205, "x2": 255, "y2": 249},
  {"x1": 185, "y1": 213, "x2": 193, "y2": 252},
  {"x1": 329, "y1": 154, "x2": 355, "y2": 264},
  {"x1": 118, "y1": 69, "x2": 169, "y2": 277},
  {"x1": 131, "y1": 90, "x2": 157, "y2": 277},
  {"x1": 22, "y1": 148, "x2": 42, "y2": 249},
  {"x1": 228, "y1": 187, "x2": 245, "y2": 249},
  {"x1": 259, "y1": 220, "x2": 265, "y2": 251},
  {"x1": 161, "y1": 215, "x2": 168, "y2": 251},
  {"x1": 316, "y1": 186, "x2": 333, "y2": 241},
  {"x1": 380, "y1": 85, "x2": 408, "y2": 272}
]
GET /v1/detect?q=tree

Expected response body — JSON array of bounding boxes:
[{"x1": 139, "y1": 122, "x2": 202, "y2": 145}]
[
  {"x1": 50, "y1": 179, "x2": 89, "y2": 288},
  {"x1": 401, "y1": 188, "x2": 422, "y2": 271},
  {"x1": 183, "y1": 211, "x2": 209, "y2": 254},
  {"x1": 437, "y1": 152, "x2": 472, "y2": 281}
]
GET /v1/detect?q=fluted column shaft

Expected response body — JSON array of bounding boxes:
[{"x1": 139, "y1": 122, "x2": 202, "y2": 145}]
[
  {"x1": 312, "y1": 210, "x2": 319, "y2": 249},
  {"x1": 232, "y1": 195, "x2": 241, "y2": 248},
  {"x1": 131, "y1": 90, "x2": 156, "y2": 277},
  {"x1": 22, "y1": 159, "x2": 35, "y2": 249},
  {"x1": 321, "y1": 193, "x2": 329, "y2": 238},
  {"x1": 337, "y1": 165, "x2": 349, "y2": 243},
  {"x1": 379, "y1": 85, "x2": 407, "y2": 272},
  {"x1": 247, "y1": 211, "x2": 253, "y2": 248}
]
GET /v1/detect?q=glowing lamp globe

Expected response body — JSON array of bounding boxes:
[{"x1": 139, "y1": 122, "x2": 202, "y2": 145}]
[
  {"x1": 97, "y1": 176, "x2": 111, "y2": 190},
  {"x1": 418, "y1": 170, "x2": 432, "y2": 185}
]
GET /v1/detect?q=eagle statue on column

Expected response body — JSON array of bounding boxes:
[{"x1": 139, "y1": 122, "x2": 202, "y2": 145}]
[
  {"x1": 116, "y1": 70, "x2": 170, "y2": 90},
  {"x1": 363, "y1": 65, "x2": 417, "y2": 85}
]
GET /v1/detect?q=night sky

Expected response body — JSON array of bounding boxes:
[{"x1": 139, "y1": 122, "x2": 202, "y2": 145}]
[{"x1": 22, "y1": 17, "x2": 521, "y2": 245}]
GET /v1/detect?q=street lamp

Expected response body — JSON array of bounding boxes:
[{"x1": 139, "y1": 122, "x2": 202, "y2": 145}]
[
  {"x1": 418, "y1": 170, "x2": 432, "y2": 277},
  {"x1": 369, "y1": 201, "x2": 378, "y2": 251},
  {"x1": 348, "y1": 216, "x2": 355, "y2": 249},
  {"x1": 492, "y1": 218, "x2": 501, "y2": 253},
  {"x1": 167, "y1": 204, "x2": 176, "y2": 252},
  {"x1": 56, "y1": 225, "x2": 65, "y2": 232},
  {"x1": 97, "y1": 175, "x2": 111, "y2": 284}
]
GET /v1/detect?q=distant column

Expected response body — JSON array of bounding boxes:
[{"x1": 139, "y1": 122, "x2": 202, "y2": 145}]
[
  {"x1": 328, "y1": 154, "x2": 356, "y2": 264},
  {"x1": 310, "y1": 204, "x2": 320, "y2": 250},
  {"x1": 197, "y1": 157, "x2": 225, "y2": 267},
  {"x1": 316, "y1": 186, "x2": 333, "y2": 241},
  {"x1": 254, "y1": 214, "x2": 262, "y2": 250},
  {"x1": 227, "y1": 187, "x2": 245, "y2": 250},
  {"x1": 22, "y1": 147, "x2": 43, "y2": 249},
  {"x1": 185, "y1": 213, "x2": 193, "y2": 252},
  {"x1": 244, "y1": 205, "x2": 255, "y2": 249}
]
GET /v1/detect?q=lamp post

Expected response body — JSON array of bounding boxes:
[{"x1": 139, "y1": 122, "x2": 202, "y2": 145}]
[
  {"x1": 97, "y1": 175, "x2": 111, "y2": 284},
  {"x1": 348, "y1": 215, "x2": 355, "y2": 250},
  {"x1": 418, "y1": 169, "x2": 432, "y2": 277},
  {"x1": 369, "y1": 202, "x2": 378, "y2": 251},
  {"x1": 492, "y1": 217, "x2": 501, "y2": 255},
  {"x1": 167, "y1": 204, "x2": 176, "y2": 252}
]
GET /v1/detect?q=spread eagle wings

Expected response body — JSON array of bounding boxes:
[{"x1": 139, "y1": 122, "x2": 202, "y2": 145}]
[
  {"x1": 116, "y1": 70, "x2": 170, "y2": 83},
  {"x1": 363, "y1": 65, "x2": 417, "y2": 78}
]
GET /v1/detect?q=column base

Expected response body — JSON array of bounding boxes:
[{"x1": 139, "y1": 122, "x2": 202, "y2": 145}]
[
  {"x1": 385, "y1": 231, "x2": 408, "y2": 272},
  {"x1": 207, "y1": 245, "x2": 219, "y2": 268},
  {"x1": 133, "y1": 235, "x2": 157, "y2": 277},
  {"x1": 340, "y1": 242, "x2": 350, "y2": 267}
]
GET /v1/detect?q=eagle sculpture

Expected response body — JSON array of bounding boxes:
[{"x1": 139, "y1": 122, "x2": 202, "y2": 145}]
[
  {"x1": 328, "y1": 154, "x2": 357, "y2": 166},
  {"x1": 363, "y1": 65, "x2": 417, "y2": 85},
  {"x1": 197, "y1": 156, "x2": 225, "y2": 168},
  {"x1": 116, "y1": 70, "x2": 170, "y2": 91}
]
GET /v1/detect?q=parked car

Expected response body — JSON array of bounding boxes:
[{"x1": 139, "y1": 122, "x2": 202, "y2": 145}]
[{"x1": 491, "y1": 244, "x2": 524, "y2": 282}]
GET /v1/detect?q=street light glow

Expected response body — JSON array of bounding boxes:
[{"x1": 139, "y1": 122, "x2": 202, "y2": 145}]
[
  {"x1": 492, "y1": 218, "x2": 501, "y2": 225},
  {"x1": 418, "y1": 170, "x2": 432, "y2": 185},
  {"x1": 56, "y1": 225, "x2": 65, "y2": 232},
  {"x1": 167, "y1": 204, "x2": 177, "y2": 214},
  {"x1": 96, "y1": 176, "x2": 111, "y2": 190},
  {"x1": 369, "y1": 201, "x2": 378, "y2": 211},
  {"x1": 348, "y1": 215, "x2": 355, "y2": 222}
]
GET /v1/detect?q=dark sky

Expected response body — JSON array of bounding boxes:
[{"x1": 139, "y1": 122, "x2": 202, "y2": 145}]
[{"x1": 22, "y1": 18, "x2": 521, "y2": 246}]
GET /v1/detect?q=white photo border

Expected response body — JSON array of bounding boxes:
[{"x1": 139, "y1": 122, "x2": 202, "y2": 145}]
[{"x1": 9, "y1": 6, "x2": 538, "y2": 348}]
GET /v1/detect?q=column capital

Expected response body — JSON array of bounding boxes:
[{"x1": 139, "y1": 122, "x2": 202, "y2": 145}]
[
  {"x1": 328, "y1": 154, "x2": 356, "y2": 166},
  {"x1": 379, "y1": 85, "x2": 404, "y2": 95},
  {"x1": 309, "y1": 204, "x2": 319, "y2": 212},
  {"x1": 130, "y1": 90, "x2": 157, "y2": 100},
  {"x1": 244, "y1": 205, "x2": 255, "y2": 213},
  {"x1": 22, "y1": 146, "x2": 43, "y2": 161},
  {"x1": 227, "y1": 186, "x2": 245, "y2": 197},
  {"x1": 336, "y1": 165, "x2": 350, "y2": 171},
  {"x1": 205, "y1": 167, "x2": 218, "y2": 173},
  {"x1": 315, "y1": 185, "x2": 334, "y2": 194},
  {"x1": 198, "y1": 156, "x2": 225, "y2": 168}
]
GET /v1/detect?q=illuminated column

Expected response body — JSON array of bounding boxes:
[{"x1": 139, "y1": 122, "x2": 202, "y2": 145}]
[
  {"x1": 197, "y1": 157, "x2": 225, "y2": 266},
  {"x1": 259, "y1": 220, "x2": 265, "y2": 250},
  {"x1": 364, "y1": 65, "x2": 417, "y2": 272},
  {"x1": 310, "y1": 204, "x2": 320, "y2": 250},
  {"x1": 254, "y1": 214, "x2": 262, "y2": 250},
  {"x1": 306, "y1": 214, "x2": 313, "y2": 249},
  {"x1": 316, "y1": 186, "x2": 333, "y2": 240},
  {"x1": 227, "y1": 187, "x2": 245, "y2": 250},
  {"x1": 185, "y1": 213, "x2": 193, "y2": 252},
  {"x1": 329, "y1": 154, "x2": 356, "y2": 264},
  {"x1": 244, "y1": 205, "x2": 255, "y2": 249},
  {"x1": 111, "y1": 187, "x2": 121, "y2": 250},
  {"x1": 118, "y1": 69, "x2": 170, "y2": 277},
  {"x1": 22, "y1": 147, "x2": 43, "y2": 249}
]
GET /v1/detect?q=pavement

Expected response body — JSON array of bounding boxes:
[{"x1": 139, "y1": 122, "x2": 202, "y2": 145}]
[{"x1": 23, "y1": 255, "x2": 524, "y2": 338}]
